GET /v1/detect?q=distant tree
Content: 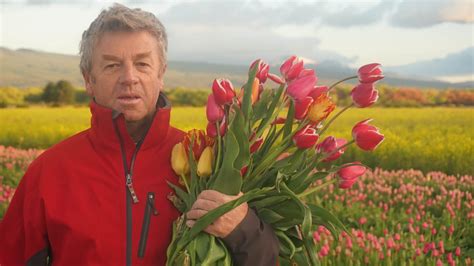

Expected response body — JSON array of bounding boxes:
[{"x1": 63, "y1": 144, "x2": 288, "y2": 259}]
[{"x1": 42, "y1": 80, "x2": 76, "y2": 105}]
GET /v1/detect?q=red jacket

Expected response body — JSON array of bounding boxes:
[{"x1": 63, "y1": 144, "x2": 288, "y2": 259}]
[
  {"x1": 0, "y1": 95, "x2": 184, "y2": 265},
  {"x1": 0, "y1": 94, "x2": 279, "y2": 266}
]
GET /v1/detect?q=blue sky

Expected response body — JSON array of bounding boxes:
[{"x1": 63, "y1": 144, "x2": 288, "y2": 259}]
[{"x1": 1, "y1": 0, "x2": 473, "y2": 82}]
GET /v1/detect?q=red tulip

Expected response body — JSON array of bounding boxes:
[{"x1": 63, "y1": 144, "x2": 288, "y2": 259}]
[
  {"x1": 250, "y1": 137, "x2": 264, "y2": 154},
  {"x1": 206, "y1": 118, "x2": 227, "y2": 138},
  {"x1": 293, "y1": 125, "x2": 319, "y2": 149},
  {"x1": 280, "y1": 55, "x2": 304, "y2": 81},
  {"x1": 250, "y1": 59, "x2": 270, "y2": 84},
  {"x1": 286, "y1": 69, "x2": 317, "y2": 101},
  {"x1": 294, "y1": 96, "x2": 314, "y2": 120},
  {"x1": 271, "y1": 117, "x2": 286, "y2": 125},
  {"x1": 268, "y1": 73, "x2": 284, "y2": 85},
  {"x1": 351, "y1": 83, "x2": 379, "y2": 108},
  {"x1": 316, "y1": 136, "x2": 348, "y2": 162},
  {"x1": 240, "y1": 165, "x2": 248, "y2": 176},
  {"x1": 182, "y1": 129, "x2": 214, "y2": 159},
  {"x1": 308, "y1": 86, "x2": 329, "y2": 100},
  {"x1": 206, "y1": 94, "x2": 224, "y2": 122},
  {"x1": 212, "y1": 78, "x2": 235, "y2": 105},
  {"x1": 358, "y1": 63, "x2": 384, "y2": 84},
  {"x1": 337, "y1": 162, "x2": 366, "y2": 189},
  {"x1": 352, "y1": 119, "x2": 384, "y2": 151}
]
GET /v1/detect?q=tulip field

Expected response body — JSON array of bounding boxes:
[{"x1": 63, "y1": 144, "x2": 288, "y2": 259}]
[{"x1": 0, "y1": 106, "x2": 473, "y2": 264}]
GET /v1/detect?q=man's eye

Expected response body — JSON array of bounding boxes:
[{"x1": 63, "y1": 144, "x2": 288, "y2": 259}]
[
  {"x1": 105, "y1": 64, "x2": 120, "y2": 69},
  {"x1": 136, "y1": 62, "x2": 150, "y2": 67}
]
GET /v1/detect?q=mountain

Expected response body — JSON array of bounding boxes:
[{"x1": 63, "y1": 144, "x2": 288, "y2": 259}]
[
  {"x1": 0, "y1": 47, "x2": 472, "y2": 89},
  {"x1": 384, "y1": 47, "x2": 473, "y2": 81}
]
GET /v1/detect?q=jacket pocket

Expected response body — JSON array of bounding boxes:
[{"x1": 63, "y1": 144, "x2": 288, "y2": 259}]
[{"x1": 137, "y1": 192, "x2": 159, "y2": 258}]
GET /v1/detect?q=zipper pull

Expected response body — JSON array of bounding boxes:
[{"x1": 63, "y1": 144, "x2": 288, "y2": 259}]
[
  {"x1": 147, "y1": 193, "x2": 159, "y2": 216},
  {"x1": 126, "y1": 173, "x2": 139, "y2": 204}
]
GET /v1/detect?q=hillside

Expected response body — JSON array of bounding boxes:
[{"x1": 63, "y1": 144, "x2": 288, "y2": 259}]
[{"x1": 0, "y1": 47, "x2": 471, "y2": 89}]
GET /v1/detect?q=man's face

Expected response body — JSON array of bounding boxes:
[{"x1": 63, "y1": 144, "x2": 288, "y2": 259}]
[{"x1": 84, "y1": 31, "x2": 165, "y2": 122}]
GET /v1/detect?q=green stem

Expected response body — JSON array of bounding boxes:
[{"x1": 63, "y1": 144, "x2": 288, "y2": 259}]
[
  {"x1": 298, "y1": 179, "x2": 337, "y2": 198},
  {"x1": 318, "y1": 103, "x2": 354, "y2": 137},
  {"x1": 327, "y1": 75, "x2": 358, "y2": 92},
  {"x1": 214, "y1": 120, "x2": 222, "y2": 174},
  {"x1": 180, "y1": 174, "x2": 190, "y2": 193}
]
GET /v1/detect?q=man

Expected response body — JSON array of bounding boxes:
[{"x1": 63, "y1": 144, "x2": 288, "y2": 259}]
[{"x1": 0, "y1": 4, "x2": 279, "y2": 265}]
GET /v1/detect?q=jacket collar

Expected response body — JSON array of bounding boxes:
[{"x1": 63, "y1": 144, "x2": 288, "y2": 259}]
[{"x1": 89, "y1": 93, "x2": 171, "y2": 151}]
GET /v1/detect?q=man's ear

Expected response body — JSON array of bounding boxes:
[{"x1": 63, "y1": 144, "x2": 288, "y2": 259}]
[{"x1": 82, "y1": 72, "x2": 94, "y2": 97}]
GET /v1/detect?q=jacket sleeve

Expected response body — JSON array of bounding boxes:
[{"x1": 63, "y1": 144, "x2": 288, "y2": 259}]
[
  {"x1": 222, "y1": 208, "x2": 279, "y2": 266},
  {"x1": 0, "y1": 160, "x2": 50, "y2": 265}
]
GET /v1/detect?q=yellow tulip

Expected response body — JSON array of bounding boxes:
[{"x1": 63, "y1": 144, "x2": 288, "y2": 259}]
[
  {"x1": 171, "y1": 143, "x2": 189, "y2": 176},
  {"x1": 307, "y1": 94, "x2": 336, "y2": 124},
  {"x1": 197, "y1": 146, "x2": 213, "y2": 178}
]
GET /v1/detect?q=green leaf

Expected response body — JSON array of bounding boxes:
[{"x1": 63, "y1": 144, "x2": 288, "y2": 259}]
[
  {"x1": 252, "y1": 88, "x2": 273, "y2": 124},
  {"x1": 200, "y1": 235, "x2": 227, "y2": 265},
  {"x1": 168, "y1": 182, "x2": 191, "y2": 211},
  {"x1": 211, "y1": 130, "x2": 242, "y2": 195},
  {"x1": 276, "y1": 230, "x2": 297, "y2": 258},
  {"x1": 282, "y1": 99, "x2": 295, "y2": 140},
  {"x1": 293, "y1": 171, "x2": 330, "y2": 194},
  {"x1": 255, "y1": 84, "x2": 285, "y2": 136},
  {"x1": 257, "y1": 208, "x2": 286, "y2": 224},
  {"x1": 230, "y1": 106, "x2": 250, "y2": 171},
  {"x1": 242, "y1": 61, "x2": 259, "y2": 121},
  {"x1": 308, "y1": 203, "x2": 348, "y2": 240}
]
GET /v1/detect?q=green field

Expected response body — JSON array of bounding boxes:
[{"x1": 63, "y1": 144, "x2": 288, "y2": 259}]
[{"x1": 0, "y1": 106, "x2": 473, "y2": 175}]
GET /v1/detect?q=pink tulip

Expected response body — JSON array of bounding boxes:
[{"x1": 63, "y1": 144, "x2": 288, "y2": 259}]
[
  {"x1": 358, "y1": 63, "x2": 384, "y2": 83},
  {"x1": 455, "y1": 247, "x2": 461, "y2": 256},
  {"x1": 212, "y1": 78, "x2": 235, "y2": 105},
  {"x1": 250, "y1": 59, "x2": 269, "y2": 84},
  {"x1": 267, "y1": 73, "x2": 284, "y2": 85},
  {"x1": 351, "y1": 83, "x2": 379, "y2": 108},
  {"x1": 280, "y1": 55, "x2": 304, "y2": 81},
  {"x1": 286, "y1": 69, "x2": 317, "y2": 100},
  {"x1": 308, "y1": 86, "x2": 329, "y2": 100},
  {"x1": 316, "y1": 136, "x2": 348, "y2": 162},
  {"x1": 206, "y1": 118, "x2": 227, "y2": 137},
  {"x1": 337, "y1": 162, "x2": 366, "y2": 189},
  {"x1": 294, "y1": 96, "x2": 314, "y2": 120},
  {"x1": 293, "y1": 125, "x2": 319, "y2": 149},
  {"x1": 206, "y1": 94, "x2": 225, "y2": 122},
  {"x1": 352, "y1": 119, "x2": 384, "y2": 151}
]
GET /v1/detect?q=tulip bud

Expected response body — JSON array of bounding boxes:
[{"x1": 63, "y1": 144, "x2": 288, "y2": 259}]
[
  {"x1": 294, "y1": 96, "x2": 314, "y2": 120},
  {"x1": 280, "y1": 55, "x2": 304, "y2": 81},
  {"x1": 250, "y1": 137, "x2": 264, "y2": 154},
  {"x1": 316, "y1": 136, "x2": 348, "y2": 162},
  {"x1": 197, "y1": 146, "x2": 213, "y2": 178},
  {"x1": 286, "y1": 69, "x2": 317, "y2": 101},
  {"x1": 293, "y1": 125, "x2": 319, "y2": 149},
  {"x1": 351, "y1": 83, "x2": 379, "y2": 108},
  {"x1": 183, "y1": 129, "x2": 214, "y2": 159},
  {"x1": 268, "y1": 73, "x2": 284, "y2": 85},
  {"x1": 206, "y1": 94, "x2": 225, "y2": 122},
  {"x1": 206, "y1": 119, "x2": 227, "y2": 138},
  {"x1": 352, "y1": 119, "x2": 384, "y2": 151},
  {"x1": 171, "y1": 143, "x2": 189, "y2": 176},
  {"x1": 337, "y1": 162, "x2": 366, "y2": 189},
  {"x1": 250, "y1": 59, "x2": 270, "y2": 84},
  {"x1": 212, "y1": 78, "x2": 235, "y2": 106},
  {"x1": 306, "y1": 94, "x2": 336, "y2": 124},
  {"x1": 358, "y1": 63, "x2": 384, "y2": 84}
]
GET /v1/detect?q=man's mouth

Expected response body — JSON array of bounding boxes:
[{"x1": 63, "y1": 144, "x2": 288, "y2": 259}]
[{"x1": 117, "y1": 95, "x2": 141, "y2": 105}]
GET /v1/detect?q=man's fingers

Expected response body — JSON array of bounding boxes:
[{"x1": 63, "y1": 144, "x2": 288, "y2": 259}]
[
  {"x1": 190, "y1": 198, "x2": 220, "y2": 211},
  {"x1": 186, "y1": 209, "x2": 207, "y2": 220}
]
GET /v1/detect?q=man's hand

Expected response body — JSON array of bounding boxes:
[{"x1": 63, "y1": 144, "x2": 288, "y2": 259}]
[{"x1": 186, "y1": 190, "x2": 248, "y2": 238}]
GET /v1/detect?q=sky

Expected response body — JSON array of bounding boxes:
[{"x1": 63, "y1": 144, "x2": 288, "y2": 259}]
[{"x1": 1, "y1": 0, "x2": 473, "y2": 82}]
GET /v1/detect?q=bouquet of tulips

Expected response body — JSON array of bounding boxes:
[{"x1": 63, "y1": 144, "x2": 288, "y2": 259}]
[{"x1": 166, "y1": 57, "x2": 385, "y2": 265}]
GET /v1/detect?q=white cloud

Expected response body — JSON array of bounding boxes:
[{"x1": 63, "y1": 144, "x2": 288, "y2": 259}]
[{"x1": 390, "y1": 0, "x2": 474, "y2": 28}]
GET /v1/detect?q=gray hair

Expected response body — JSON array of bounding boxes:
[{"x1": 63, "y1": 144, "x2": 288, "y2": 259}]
[{"x1": 79, "y1": 3, "x2": 168, "y2": 76}]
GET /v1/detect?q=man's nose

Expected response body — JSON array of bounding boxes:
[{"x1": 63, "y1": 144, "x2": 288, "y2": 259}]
[{"x1": 119, "y1": 63, "x2": 139, "y2": 85}]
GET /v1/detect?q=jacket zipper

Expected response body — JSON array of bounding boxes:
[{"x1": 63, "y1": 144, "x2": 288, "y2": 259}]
[
  {"x1": 114, "y1": 122, "x2": 143, "y2": 266},
  {"x1": 138, "y1": 192, "x2": 159, "y2": 258}
]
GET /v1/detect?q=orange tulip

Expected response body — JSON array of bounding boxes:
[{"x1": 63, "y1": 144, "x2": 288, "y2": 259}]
[{"x1": 306, "y1": 94, "x2": 336, "y2": 124}]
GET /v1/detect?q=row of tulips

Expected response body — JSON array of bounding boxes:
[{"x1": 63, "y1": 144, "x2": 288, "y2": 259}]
[
  {"x1": 167, "y1": 56, "x2": 387, "y2": 265},
  {"x1": 1, "y1": 148, "x2": 472, "y2": 264}
]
